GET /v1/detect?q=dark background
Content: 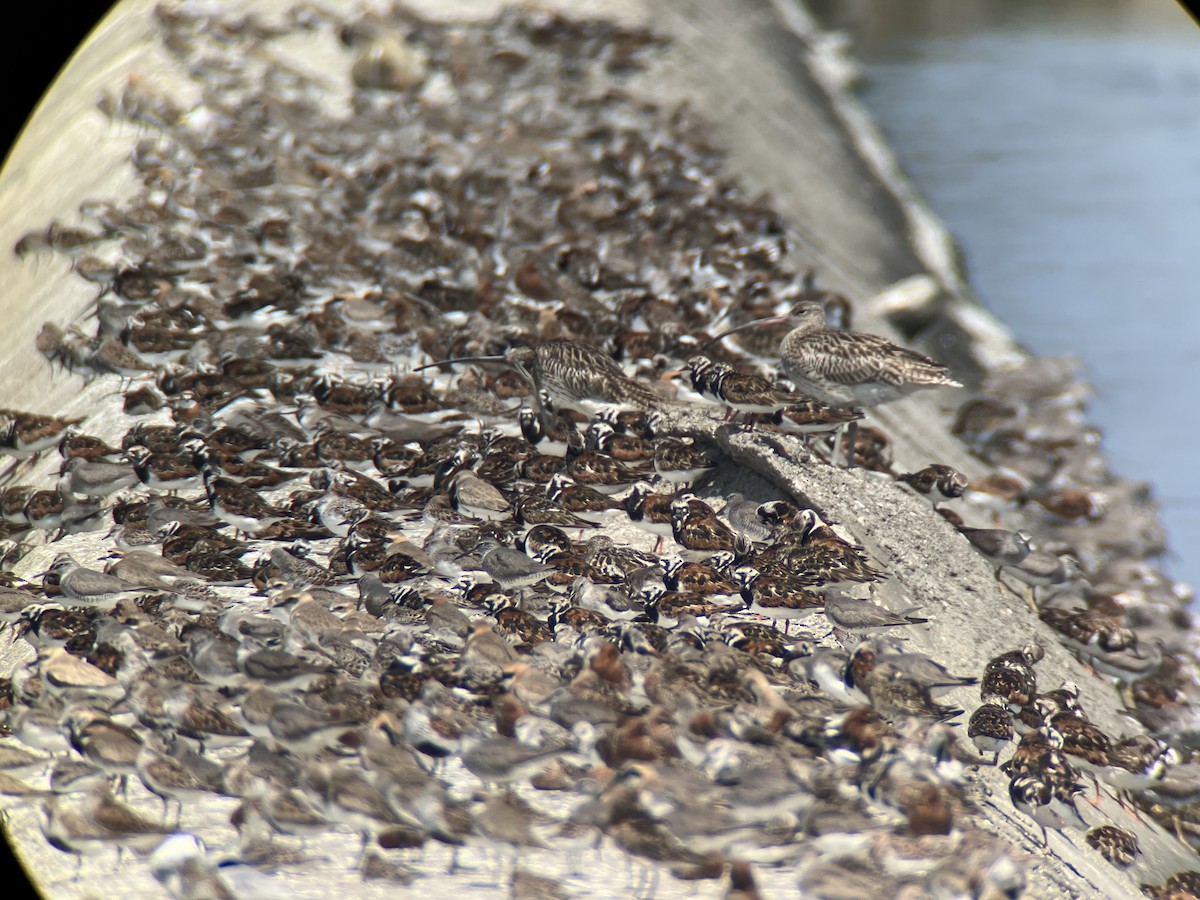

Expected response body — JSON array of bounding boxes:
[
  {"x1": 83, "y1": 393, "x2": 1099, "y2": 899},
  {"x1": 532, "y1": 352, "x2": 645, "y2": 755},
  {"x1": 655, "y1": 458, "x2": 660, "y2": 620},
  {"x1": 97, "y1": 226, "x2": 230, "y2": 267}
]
[
  {"x1": 0, "y1": 5, "x2": 110, "y2": 892},
  {"x1": 1, "y1": 4, "x2": 116, "y2": 167}
]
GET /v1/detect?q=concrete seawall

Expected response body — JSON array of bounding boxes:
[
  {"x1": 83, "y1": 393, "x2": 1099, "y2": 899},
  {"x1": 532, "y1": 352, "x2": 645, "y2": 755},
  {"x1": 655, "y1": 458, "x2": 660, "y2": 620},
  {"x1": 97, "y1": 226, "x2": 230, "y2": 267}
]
[{"x1": 0, "y1": 1, "x2": 1191, "y2": 897}]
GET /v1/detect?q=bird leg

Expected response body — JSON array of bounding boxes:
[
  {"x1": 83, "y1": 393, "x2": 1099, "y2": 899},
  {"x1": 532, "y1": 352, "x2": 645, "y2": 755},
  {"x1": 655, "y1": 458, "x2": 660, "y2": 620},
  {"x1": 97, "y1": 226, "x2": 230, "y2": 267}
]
[
  {"x1": 1024, "y1": 585, "x2": 1039, "y2": 615},
  {"x1": 843, "y1": 419, "x2": 858, "y2": 469}
]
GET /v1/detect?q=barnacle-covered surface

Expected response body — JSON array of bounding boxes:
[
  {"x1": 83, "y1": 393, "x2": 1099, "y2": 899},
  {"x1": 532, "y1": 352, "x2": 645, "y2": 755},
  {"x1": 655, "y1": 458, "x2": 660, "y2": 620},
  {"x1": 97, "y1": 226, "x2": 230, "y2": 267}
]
[{"x1": 0, "y1": 2, "x2": 1196, "y2": 899}]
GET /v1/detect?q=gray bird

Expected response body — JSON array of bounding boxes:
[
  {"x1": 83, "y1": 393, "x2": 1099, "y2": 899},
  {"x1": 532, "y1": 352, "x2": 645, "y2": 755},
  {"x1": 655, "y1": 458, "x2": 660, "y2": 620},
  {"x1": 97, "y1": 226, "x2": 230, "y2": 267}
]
[
  {"x1": 459, "y1": 734, "x2": 567, "y2": 787},
  {"x1": 874, "y1": 646, "x2": 979, "y2": 697},
  {"x1": 105, "y1": 551, "x2": 205, "y2": 592},
  {"x1": 451, "y1": 471, "x2": 511, "y2": 522},
  {"x1": 722, "y1": 492, "x2": 774, "y2": 544},
  {"x1": 266, "y1": 702, "x2": 358, "y2": 756},
  {"x1": 48, "y1": 554, "x2": 147, "y2": 609},
  {"x1": 470, "y1": 539, "x2": 552, "y2": 591},
  {"x1": 184, "y1": 629, "x2": 243, "y2": 690},
  {"x1": 1004, "y1": 551, "x2": 1082, "y2": 613},
  {"x1": 957, "y1": 526, "x2": 1031, "y2": 579},
  {"x1": 57, "y1": 457, "x2": 138, "y2": 498},
  {"x1": 823, "y1": 595, "x2": 928, "y2": 638}
]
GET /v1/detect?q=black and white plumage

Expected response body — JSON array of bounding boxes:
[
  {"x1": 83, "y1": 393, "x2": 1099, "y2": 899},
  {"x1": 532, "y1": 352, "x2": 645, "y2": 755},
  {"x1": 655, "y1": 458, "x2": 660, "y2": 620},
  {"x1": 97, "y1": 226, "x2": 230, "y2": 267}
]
[
  {"x1": 652, "y1": 438, "x2": 717, "y2": 486},
  {"x1": 895, "y1": 464, "x2": 969, "y2": 508},
  {"x1": 980, "y1": 644, "x2": 1044, "y2": 713},
  {"x1": 686, "y1": 356, "x2": 804, "y2": 415},
  {"x1": 1085, "y1": 825, "x2": 1139, "y2": 867},
  {"x1": 1008, "y1": 761, "x2": 1088, "y2": 847},
  {"x1": 734, "y1": 565, "x2": 825, "y2": 626}
]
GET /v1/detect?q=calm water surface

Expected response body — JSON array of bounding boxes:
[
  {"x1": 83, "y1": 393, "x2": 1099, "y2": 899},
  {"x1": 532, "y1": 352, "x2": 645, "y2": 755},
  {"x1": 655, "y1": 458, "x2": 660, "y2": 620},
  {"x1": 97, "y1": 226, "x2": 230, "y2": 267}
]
[{"x1": 817, "y1": 0, "x2": 1200, "y2": 591}]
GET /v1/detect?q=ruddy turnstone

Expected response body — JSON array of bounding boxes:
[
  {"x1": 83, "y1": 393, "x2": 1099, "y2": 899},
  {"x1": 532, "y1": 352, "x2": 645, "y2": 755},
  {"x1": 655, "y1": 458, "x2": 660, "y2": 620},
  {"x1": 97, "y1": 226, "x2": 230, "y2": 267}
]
[
  {"x1": 623, "y1": 481, "x2": 677, "y2": 550},
  {"x1": 1097, "y1": 733, "x2": 1176, "y2": 796},
  {"x1": 1084, "y1": 824, "x2": 1139, "y2": 867},
  {"x1": 768, "y1": 400, "x2": 863, "y2": 438},
  {"x1": 1038, "y1": 607, "x2": 1139, "y2": 660},
  {"x1": 734, "y1": 566, "x2": 824, "y2": 631},
  {"x1": 1036, "y1": 723, "x2": 1105, "y2": 814},
  {"x1": 686, "y1": 355, "x2": 803, "y2": 417},
  {"x1": 125, "y1": 441, "x2": 206, "y2": 494},
  {"x1": 671, "y1": 496, "x2": 741, "y2": 555},
  {"x1": 652, "y1": 438, "x2": 718, "y2": 486},
  {"x1": 584, "y1": 421, "x2": 653, "y2": 463},
  {"x1": 1008, "y1": 753, "x2": 1088, "y2": 847},
  {"x1": 894, "y1": 464, "x2": 969, "y2": 508},
  {"x1": 754, "y1": 510, "x2": 886, "y2": 588},
  {"x1": 517, "y1": 406, "x2": 573, "y2": 457},
  {"x1": 968, "y1": 703, "x2": 1014, "y2": 764},
  {"x1": 203, "y1": 472, "x2": 289, "y2": 536},
  {"x1": 660, "y1": 554, "x2": 739, "y2": 598},
  {"x1": 981, "y1": 644, "x2": 1044, "y2": 713},
  {"x1": 546, "y1": 473, "x2": 623, "y2": 524},
  {"x1": 564, "y1": 431, "x2": 648, "y2": 494},
  {"x1": 0, "y1": 410, "x2": 83, "y2": 459},
  {"x1": 482, "y1": 593, "x2": 554, "y2": 644}
]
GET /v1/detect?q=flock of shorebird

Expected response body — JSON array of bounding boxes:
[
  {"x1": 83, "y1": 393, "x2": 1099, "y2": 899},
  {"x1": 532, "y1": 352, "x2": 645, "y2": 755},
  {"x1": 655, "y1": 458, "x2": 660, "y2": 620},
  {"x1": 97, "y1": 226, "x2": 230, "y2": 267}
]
[{"x1": 0, "y1": 4, "x2": 1195, "y2": 899}]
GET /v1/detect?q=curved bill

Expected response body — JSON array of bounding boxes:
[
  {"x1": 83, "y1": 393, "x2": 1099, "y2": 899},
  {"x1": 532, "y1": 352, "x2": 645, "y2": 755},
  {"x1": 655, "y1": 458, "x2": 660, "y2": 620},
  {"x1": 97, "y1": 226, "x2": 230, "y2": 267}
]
[
  {"x1": 700, "y1": 315, "x2": 793, "y2": 352},
  {"x1": 410, "y1": 354, "x2": 508, "y2": 374}
]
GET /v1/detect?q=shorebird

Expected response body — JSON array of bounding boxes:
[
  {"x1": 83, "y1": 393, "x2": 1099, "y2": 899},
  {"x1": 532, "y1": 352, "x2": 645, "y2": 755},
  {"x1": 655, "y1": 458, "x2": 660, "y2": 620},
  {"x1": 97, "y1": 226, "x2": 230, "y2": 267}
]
[
  {"x1": 415, "y1": 339, "x2": 664, "y2": 419},
  {"x1": 46, "y1": 554, "x2": 147, "y2": 610},
  {"x1": 706, "y1": 300, "x2": 960, "y2": 464},
  {"x1": 968, "y1": 703, "x2": 1014, "y2": 764},
  {"x1": 1003, "y1": 551, "x2": 1082, "y2": 613},
  {"x1": 1084, "y1": 825, "x2": 1139, "y2": 868},
  {"x1": 895, "y1": 464, "x2": 969, "y2": 509}
]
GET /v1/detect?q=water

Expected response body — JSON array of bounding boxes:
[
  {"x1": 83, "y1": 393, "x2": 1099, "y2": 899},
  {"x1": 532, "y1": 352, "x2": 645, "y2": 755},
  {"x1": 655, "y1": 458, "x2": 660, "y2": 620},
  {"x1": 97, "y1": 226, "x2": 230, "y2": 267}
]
[{"x1": 815, "y1": 0, "x2": 1200, "y2": 591}]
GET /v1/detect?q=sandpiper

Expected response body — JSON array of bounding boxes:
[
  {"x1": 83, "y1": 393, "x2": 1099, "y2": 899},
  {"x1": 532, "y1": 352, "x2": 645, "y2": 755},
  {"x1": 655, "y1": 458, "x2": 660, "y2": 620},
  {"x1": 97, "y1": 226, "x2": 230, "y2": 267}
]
[
  {"x1": 981, "y1": 644, "x2": 1044, "y2": 713},
  {"x1": 957, "y1": 526, "x2": 1032, "y2": 587},
  {"x1": 706, "y1": 300, "x2": 960, "y2": 464},
  {"x1": 822, "y1": 595, "x2": 927, "y2": 638},
  {"x1": 416, "y1": 339, "x2": 664, "y2": 418},
  {"x1": 895, "y1": 464, "x2": 969, "y2": 508},
  {"x1": 46, "y1": 554, "x2": 147, "y2": 610},
  {"x1": 1004, "y1": 552, "x2": 1082, "y2": 613},
  {"x1": 968, "y1": 703, "x2": 1014, "y2": 764},
  {"x1": 1008, "y1": 753, "x2": 1088, "y2": 847},
  {"x1": 1084, "y1": 824, "x2": 1139, "y2": 867}
]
